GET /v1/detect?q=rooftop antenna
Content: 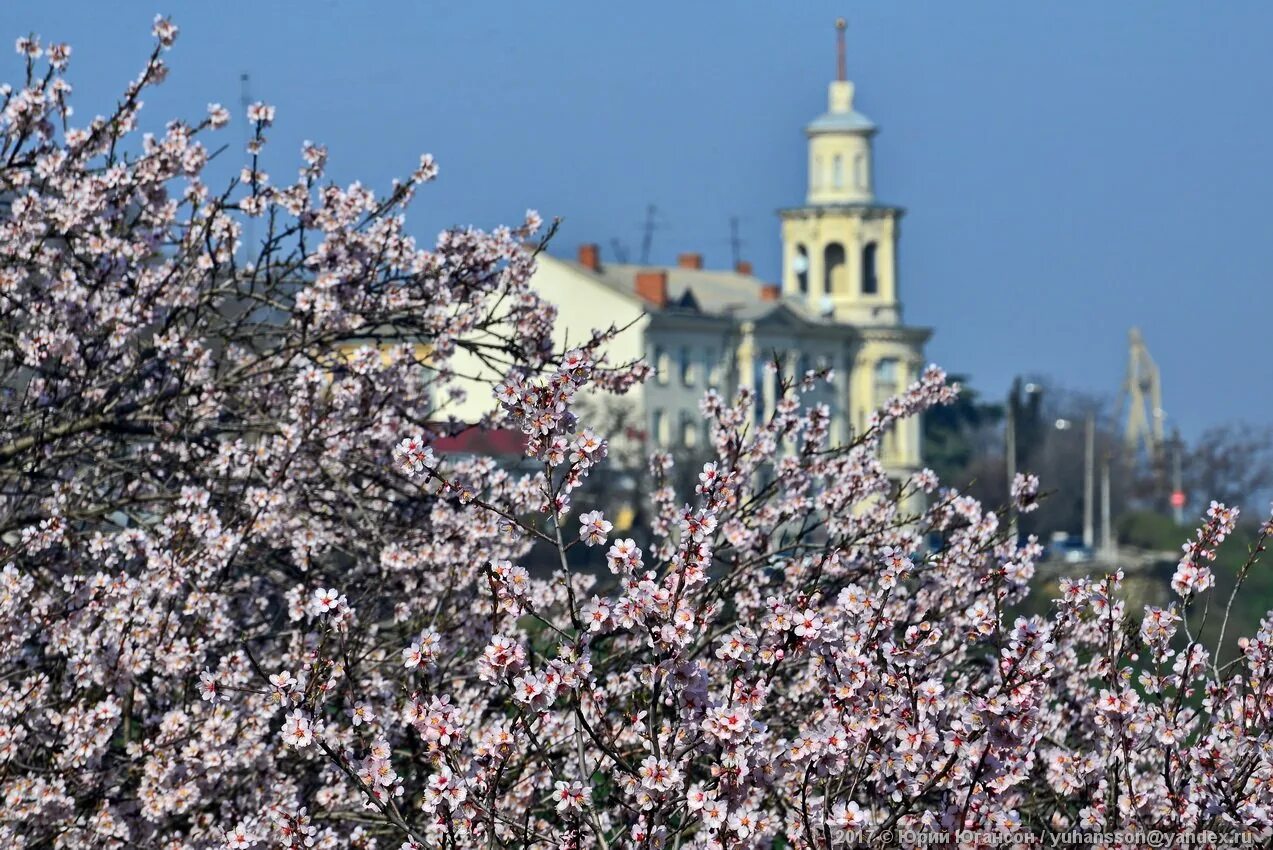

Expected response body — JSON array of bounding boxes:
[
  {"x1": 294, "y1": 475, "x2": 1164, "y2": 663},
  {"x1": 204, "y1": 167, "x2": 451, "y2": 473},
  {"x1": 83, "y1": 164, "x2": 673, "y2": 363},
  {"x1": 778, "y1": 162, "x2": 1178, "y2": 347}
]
[
  {"x1": 239, "y1": 72, "x2": 251, "y2": 119},
  {"x1": 609, "y1": 238, "x2": 630, "y2": 264},
  {"x1": 639, "y1": 203, "x2": 658, "y2": 265},
  {"x1": 836, "y1": 17, "x2": 847, "y2": 82},
  {"x1": 729, "y1": 215, "x2": 743, "y2": 267}
]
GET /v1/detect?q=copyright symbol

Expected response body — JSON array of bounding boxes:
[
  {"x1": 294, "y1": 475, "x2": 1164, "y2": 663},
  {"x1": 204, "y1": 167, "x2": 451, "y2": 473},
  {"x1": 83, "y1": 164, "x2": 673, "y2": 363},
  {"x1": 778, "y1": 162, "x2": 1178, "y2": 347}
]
[
  {"x1": 876, "y1": 830, "x2": 894, "y2": 846},
  {"x1": 1145, "y1": 830, "x2": 1167, "y2": 848}
]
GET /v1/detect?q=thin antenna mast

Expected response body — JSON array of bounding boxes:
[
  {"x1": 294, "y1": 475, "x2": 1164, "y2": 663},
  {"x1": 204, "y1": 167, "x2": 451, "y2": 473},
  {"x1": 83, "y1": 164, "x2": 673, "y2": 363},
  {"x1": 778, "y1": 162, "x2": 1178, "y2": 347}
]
[
  {"x1": 729, "y1": 216, "x2": 742, "y2": 267},
  {"x1": 639, "y1": 204, "x2": 658, "y2": 265}
]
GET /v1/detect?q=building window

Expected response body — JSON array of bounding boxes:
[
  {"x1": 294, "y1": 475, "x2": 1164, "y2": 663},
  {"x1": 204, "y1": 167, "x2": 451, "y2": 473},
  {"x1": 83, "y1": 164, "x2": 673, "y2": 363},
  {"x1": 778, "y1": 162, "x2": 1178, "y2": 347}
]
[
  {"x1": 679, "y1": 346, "x2": 695, "y2": 386},
  {"x1": 704, "y1": 349, "x2": 721, "y2": 388},
  {"x1": 862, "y1": 242, "x2": 878, "y2": 295},
  {"x1": 854, "y1": 153, "x2": 867, "y2": 189},
  {"x1": 681, "y1": 414, "x2": 698, "y2": 449},
  {"x1": 651, "y1": 409, "x2": 667, "y2": 446},
  {"x1": 832, "y1": 154, "x2": 843, "y2": 189},
  {"x1": 823, "y1": 243, "x2": 845, "y2": 295},
  {"x1": 793, "y1": 245, "x2": 809, "y2": 295},
  {"x1": 652, "y1": 346, "x2": 669, "y2": 385},
  {"x1": 874, "y1": 358, "x2": 899, "y2": 402},
  {"x1": 813, "y1": 155, "x2": 822, "y2": 189}
]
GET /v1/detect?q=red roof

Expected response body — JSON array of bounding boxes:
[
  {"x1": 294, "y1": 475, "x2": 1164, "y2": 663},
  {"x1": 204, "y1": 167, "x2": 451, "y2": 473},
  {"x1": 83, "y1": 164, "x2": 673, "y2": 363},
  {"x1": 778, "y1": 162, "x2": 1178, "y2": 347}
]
[{"x1": 432, "y1": 428, "x2": 526, "y2": 457}]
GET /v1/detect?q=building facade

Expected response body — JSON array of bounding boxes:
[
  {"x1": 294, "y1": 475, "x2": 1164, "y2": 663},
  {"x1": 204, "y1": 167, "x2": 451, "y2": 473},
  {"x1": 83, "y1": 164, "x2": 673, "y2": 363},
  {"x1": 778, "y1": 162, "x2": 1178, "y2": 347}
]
[{"x1": 452, "y1": 35, "x2": 930, "y2": 477}]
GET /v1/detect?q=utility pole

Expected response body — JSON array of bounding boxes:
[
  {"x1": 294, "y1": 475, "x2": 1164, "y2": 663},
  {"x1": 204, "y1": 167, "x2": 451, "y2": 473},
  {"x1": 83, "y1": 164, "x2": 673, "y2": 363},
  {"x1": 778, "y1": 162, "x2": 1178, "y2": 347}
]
[
  {"x1": 1171, "y1": 429, "x2": 1185, "y2": 525},
  {"x1": 1005, "y1": 378, "x2": 1041, "y2": 541},
  {"x1": 1083, "y1": 412, "x2": 1095, "y2": 548},
  {"x1": 1006, "y1": 383, "x2": 1017, "y2": 539},
  {"x1": 1100, "y1": 454, "x2": 1113, "y2": 558}
]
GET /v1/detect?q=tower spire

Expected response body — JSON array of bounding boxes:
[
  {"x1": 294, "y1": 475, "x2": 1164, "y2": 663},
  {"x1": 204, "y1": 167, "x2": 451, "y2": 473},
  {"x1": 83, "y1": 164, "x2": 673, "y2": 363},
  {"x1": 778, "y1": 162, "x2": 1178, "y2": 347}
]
[{"x1": 835, "y1": 18, "x2": 847, "y2": 82}]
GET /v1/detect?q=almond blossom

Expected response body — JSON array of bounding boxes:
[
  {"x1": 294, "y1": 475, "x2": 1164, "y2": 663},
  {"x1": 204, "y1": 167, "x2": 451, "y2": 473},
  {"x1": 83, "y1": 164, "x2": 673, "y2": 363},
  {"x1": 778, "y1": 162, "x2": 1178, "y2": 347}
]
[{"x1": 1, "y1": 21, "x2": 1272, "y2": 850}]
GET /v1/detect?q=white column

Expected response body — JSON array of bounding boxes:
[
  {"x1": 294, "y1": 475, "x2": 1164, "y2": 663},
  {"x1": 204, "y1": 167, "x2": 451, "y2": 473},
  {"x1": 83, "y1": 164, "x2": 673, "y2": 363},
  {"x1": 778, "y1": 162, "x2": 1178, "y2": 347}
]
[
  {"x1": 838, "y1": 350, "x2": 853, "y2": 445},
  {"x1": 781, "y1": 237, "x2": 795, "y2": 296},
  {"x1": 849, "y1": 233, "x2": 863, "y2": 300},
  {"x1": 737, "y1": 322, "x2": 756, "y2": 419},
  {"x1": 810, "y1": 241, "x2": 825, "y2": 299},
  {"x1": 906, "y1": 360, "x2": 922, "y2": 466},
  {"x1": 881, "y1": 216, "x2": 899, "y2": 319}
]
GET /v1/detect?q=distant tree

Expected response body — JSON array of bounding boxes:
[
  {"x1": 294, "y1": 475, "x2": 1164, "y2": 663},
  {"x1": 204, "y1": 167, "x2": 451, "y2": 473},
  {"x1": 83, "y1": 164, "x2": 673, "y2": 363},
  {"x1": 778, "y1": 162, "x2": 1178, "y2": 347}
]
[
  {"x1": 1184, "y1": 422, "x2": 1273, "y2": 513},
  {"x1": 921, "y1": 374, "x2": 1003, "y2": 487},
  {"x1": 926, "y1": 377, "x2": 1138, "y2": 541}
]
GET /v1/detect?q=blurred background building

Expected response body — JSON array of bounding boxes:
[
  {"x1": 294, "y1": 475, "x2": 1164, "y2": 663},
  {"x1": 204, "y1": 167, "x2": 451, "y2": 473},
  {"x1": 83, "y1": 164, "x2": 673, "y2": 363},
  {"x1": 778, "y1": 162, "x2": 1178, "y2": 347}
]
[{"x1": 454, "y1": 21, "x2": 929, "y2": 479}]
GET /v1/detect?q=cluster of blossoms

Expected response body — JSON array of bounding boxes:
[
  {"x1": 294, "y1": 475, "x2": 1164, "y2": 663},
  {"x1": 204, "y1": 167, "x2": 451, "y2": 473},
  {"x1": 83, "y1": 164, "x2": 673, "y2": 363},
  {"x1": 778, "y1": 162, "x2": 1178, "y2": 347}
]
[
  {"x1": 2, "y1": 21, "x2": 1273, "y2": 850},
  {"x1": 1170, "y1": 499, "x2": 1238, "y2": 596}
]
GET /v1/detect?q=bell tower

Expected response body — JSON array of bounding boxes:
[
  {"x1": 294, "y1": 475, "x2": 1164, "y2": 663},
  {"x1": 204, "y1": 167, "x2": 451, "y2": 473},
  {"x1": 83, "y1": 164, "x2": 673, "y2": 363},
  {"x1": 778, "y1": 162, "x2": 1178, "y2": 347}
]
[{"x1": 780, "y1": 18, "x2": 903, "y2": 326}]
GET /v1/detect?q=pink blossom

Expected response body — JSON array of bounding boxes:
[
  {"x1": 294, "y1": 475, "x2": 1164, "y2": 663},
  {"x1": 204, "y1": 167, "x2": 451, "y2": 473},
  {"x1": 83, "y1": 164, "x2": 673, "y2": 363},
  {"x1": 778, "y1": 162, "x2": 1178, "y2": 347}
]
[
  {"x1": 578, "y1": 510, "x2": 612, "y2": 547},
  {"x1": 198, "y1": 671, "x2": 219, "y2": 702},
  {"x1": 313, "y1": 587, "x2": 341, "y2": 613},
  {"x1": 552, "y1": 780, "x2": 591, "y2": 813},
  {"x1": 246, "y1": 101, "x2": 275, "y2": 126},
  {"x1": 281, "y1": 711, "x2": 313, "y2": 748}
]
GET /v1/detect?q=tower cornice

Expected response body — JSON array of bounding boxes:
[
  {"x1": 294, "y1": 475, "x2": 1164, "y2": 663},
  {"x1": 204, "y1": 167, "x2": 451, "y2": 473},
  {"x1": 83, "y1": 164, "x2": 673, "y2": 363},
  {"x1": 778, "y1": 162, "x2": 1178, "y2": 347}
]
[
  {"x1": 856, "y1": 325, "x2": 932, "y2": 345},
  {"x1": 777, "y1": 203, "x2": 905, "y2": 221}
]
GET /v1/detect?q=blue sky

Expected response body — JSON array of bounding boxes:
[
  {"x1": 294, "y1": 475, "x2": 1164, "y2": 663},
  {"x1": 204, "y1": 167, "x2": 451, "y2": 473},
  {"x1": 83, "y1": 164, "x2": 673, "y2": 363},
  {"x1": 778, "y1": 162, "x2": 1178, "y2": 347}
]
[{"x1": 8, "y1": 1, "x2": 1272, "y2": 437}]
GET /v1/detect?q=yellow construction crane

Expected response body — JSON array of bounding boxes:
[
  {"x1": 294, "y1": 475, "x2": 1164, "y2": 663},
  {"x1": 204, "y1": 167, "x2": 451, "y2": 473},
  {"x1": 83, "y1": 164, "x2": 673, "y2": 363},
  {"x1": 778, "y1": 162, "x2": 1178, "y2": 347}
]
[{"x1": 1121, "y1": 327, "x2": 1165, "y2": 460}]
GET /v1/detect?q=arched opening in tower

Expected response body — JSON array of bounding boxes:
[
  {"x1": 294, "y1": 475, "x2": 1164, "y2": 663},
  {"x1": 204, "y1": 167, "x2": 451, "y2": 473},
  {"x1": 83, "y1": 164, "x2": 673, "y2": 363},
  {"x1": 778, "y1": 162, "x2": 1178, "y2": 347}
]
[
  {"x1": 862, "y1": 242, "x2": 878, "y2": 295},
  {"x1": 824, "y1": 243, "x2": 846, "y2": 294}
]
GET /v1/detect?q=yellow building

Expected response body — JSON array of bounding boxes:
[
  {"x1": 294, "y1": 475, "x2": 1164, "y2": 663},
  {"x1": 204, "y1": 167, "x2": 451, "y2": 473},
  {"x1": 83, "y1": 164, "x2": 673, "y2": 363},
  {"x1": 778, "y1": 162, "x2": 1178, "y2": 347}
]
[
  {"x1": 450, "y1": 21, "x2": 929, "y2": 478},
  {"x1": 776, "y1": 19, "x2": 929, "y2": 474}
]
